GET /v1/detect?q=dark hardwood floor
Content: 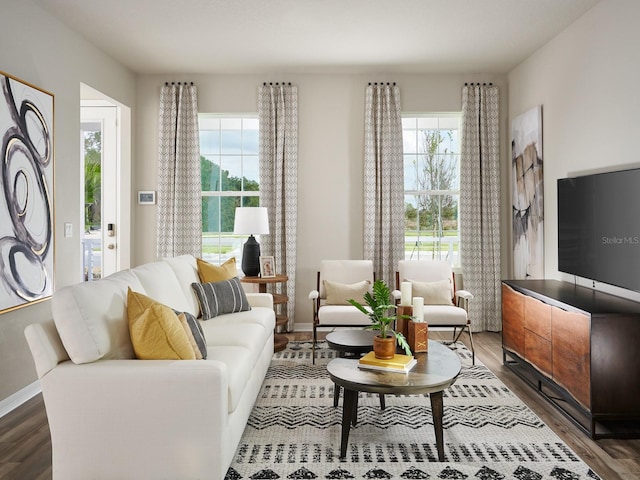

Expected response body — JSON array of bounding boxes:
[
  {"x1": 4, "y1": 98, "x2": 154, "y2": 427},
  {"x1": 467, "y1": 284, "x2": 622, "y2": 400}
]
[{"x1": 1, "y1": 331, "x2": 638, "y2": 479}]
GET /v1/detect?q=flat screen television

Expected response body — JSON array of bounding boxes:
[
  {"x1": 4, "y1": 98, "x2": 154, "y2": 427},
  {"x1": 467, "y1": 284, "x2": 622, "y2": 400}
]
[{"x1": 557, "y1": 168, "x2": 640, "y2": 292}]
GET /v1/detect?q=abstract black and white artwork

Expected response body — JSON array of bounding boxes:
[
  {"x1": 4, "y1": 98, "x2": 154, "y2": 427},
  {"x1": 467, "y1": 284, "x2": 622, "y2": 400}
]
[
  {"x1": 512, "y1": 105, "x2": 543, "y2": 279},
  {"x1": 0, "y1": 72, "x2": 54, "y2": 314}
]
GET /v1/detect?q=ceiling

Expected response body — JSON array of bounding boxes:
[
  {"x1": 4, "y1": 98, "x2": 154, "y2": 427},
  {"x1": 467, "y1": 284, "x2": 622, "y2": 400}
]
[{"x1": 33, "y1": 0, "x2": 600, "y2": 75}]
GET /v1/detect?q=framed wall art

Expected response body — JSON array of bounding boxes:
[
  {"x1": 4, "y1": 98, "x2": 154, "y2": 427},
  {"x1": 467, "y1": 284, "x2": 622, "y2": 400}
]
[
  {"x1": 0, "y1": 71, "x2": 54, "y2": 314},
  {"x1": 511, "y1": 105, "x2": 543, "y2": 279}
]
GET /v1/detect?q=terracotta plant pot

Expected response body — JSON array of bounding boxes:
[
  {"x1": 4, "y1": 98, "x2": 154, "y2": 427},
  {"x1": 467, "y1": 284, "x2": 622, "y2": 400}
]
[{"x1": 373, "y1": 335, "x2": 396, "y2": 359}]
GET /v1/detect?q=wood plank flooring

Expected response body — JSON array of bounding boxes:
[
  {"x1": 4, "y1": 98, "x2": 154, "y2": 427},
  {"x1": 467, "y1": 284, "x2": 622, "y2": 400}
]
[{"x1": 1, "y1": 331, "x2": 638, "y2": 479}]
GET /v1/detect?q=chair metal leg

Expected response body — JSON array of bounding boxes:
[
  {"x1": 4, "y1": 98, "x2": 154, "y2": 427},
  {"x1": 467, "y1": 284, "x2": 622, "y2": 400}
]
[
  {"x1": 452, "y1": 323, "x2": 475, "y2": 365},
  {"x1": 312, "y1": 323, "x2": 317, "y2": 364}
]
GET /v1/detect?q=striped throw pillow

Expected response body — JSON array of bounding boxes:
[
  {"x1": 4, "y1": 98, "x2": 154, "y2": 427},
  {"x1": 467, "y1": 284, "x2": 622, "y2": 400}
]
[{"x1": 191, "y1": 277, "x2": 251, "y2": 320}]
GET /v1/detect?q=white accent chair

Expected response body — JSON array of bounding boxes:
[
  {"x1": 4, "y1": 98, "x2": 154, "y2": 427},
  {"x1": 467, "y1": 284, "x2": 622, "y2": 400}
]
[
  {"x1": 309, "y1": 260, "x2": 374, "y2": 363},
  {"x1": 394, "y1": 259, "x2": 475, "y2": 364}
]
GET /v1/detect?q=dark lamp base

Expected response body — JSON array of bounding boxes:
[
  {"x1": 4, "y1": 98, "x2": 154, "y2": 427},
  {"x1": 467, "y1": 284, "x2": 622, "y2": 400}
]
[{"x1": 241, "y1": 235, "x2": 261, "y2": 277}]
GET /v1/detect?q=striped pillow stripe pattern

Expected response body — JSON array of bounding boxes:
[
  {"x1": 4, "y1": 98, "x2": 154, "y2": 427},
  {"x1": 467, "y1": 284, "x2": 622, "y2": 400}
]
[{"x1": 191, "y1": 277, "x2": 251, "y2": 320}]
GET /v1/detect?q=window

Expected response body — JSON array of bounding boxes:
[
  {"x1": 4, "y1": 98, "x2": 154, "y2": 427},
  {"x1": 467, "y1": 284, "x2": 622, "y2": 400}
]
[
  {"x1": 402, "y1": 114, "x2": 461, "y2": 267},
  {"x1": 199, "y1": 115, "x2": 259, "y2": 265}
]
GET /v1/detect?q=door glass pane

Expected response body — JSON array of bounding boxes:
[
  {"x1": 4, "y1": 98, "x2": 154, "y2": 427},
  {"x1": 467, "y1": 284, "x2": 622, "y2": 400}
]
[{"x1": 81, "y1": 123, "x2": 102, "y2": 281}]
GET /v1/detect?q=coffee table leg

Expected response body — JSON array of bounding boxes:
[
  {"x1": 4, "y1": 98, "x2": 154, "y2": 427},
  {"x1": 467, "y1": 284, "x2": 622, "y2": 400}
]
[
  {"x1": 340, "y1": 389, "x2": 357, "y2": 459},
  {"x1": 379, "y1": 394, "x2": 385, "y2": 410},
  {"x1": 430, "y1": 391, "x2": 445, "y2": 461},
  {"x1": 334, "y1": 383, "x2": 340, "y2": 407}
]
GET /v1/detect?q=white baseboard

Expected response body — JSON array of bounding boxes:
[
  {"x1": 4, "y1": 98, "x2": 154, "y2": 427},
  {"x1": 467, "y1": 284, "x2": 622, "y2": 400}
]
[{"x1": 0, "y1": 381, "x2": 41, "y2": 418}]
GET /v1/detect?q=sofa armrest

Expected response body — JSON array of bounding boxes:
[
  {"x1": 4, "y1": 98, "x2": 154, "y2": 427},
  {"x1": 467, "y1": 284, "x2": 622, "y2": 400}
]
[
  {"x1": 308, "y1": 290, "x2": 319, "y2": 300},
  {"x1": 41, "y1": 359, "x2": 229, "y2": 478},
  {"x1": 246, "y1": 292, "x2": 273, "y2": 309}
]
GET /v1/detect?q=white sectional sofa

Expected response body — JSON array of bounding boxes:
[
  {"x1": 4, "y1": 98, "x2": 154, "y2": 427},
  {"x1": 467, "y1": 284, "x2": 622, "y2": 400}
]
[{"x1": 24, "y1": 255, "x2": 275, "y2": 480}]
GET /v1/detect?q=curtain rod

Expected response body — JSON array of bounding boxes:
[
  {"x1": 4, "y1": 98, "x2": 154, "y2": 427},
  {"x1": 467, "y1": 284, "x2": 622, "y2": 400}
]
[
  {"x1": 164, "y1": 81, "x2": 194, "y2": 86},
  {"x1": 465, "y1": 82, "x2": 493, "y2": 86},
  {"x1": 262, "y1": 82, "x2": 292, "y2": 86},
  {"x1": 368, "y1": 82, "x2": 396, "y2": 86}
]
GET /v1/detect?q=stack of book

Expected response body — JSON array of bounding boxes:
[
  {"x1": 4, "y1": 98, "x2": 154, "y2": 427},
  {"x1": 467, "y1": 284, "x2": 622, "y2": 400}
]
[{"x1": 358, "y1": 351, "x2": 417, "y2": 373}]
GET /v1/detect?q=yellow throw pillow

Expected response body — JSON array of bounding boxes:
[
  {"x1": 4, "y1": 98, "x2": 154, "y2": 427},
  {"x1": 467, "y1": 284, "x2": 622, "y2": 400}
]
[
  {"x1": 127, "y1": 288, "x2": 196, "y2": 360},
  {"x1": 197, "y1": 257, "x2": 237, "y2": 283},
  {"x1": 324, "y1": 279, "x2": 371, "y2": 305},
  {"x1": 408, "y1": 278, "x2": 453, "y2": 305}
]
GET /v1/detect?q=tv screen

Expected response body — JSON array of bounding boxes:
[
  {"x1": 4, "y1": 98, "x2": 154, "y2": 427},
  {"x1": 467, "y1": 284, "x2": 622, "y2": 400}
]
[{"x1": 558, "y1": 168, "x2": 640, "y2": 292}]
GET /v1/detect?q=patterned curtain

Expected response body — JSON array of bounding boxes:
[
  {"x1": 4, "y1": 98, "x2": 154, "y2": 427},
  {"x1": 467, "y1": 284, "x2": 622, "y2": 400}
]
[
  {"x1": 363, "y1": 83, "x2": 404, "y2": 288},
  {"x1": 460, "y1": 84, "x2": 501, "y2": 331},
  {"x1": 258, "y1": 83, "x2": 298, "y2": 329},
  {"x1": 156, "y1": 83, "x2": 202, "y2": 259}
]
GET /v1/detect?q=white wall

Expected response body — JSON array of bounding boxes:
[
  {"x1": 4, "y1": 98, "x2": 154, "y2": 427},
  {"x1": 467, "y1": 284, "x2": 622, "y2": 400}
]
[
  {"x1": 134, "y1": 73, "x2": 508, "y2": 328},
  {"x1": 0, "y1": 0, "x2": 135, "y2": 404},
  {"x1": 508, "y1": 0, "x2": 640, "y2": 301}
]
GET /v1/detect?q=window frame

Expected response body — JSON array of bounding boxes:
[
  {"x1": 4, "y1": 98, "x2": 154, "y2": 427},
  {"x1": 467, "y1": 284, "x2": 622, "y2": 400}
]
[
  {"x1": 402, "y1": 113, "x2": 462, "y2": 267},
  {"x1": 199, "y1": 113, "x2": 260, "y2": 266}
]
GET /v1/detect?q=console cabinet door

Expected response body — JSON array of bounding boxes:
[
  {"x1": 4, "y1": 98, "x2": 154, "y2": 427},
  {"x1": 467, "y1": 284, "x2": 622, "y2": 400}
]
[
  {"x1": 502, "y1": 284, "x2": 524, "y2": 356},
  {"x1": 552, "y1": 307, "x2": 591, "y2": 409},
  {"x1": 524, "y1": 296, "x2": 552, "y2": 376}
]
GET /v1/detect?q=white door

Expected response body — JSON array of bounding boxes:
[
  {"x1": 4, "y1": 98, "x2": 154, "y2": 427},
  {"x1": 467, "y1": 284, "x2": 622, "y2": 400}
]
[{"x1": 81, "y1": 104, "x2": 118, "y2": 280}]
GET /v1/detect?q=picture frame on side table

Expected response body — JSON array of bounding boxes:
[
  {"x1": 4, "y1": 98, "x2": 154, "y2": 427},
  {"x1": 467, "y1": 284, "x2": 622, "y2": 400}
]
[
  {"x1": 0, "y1": 71, "x2": 55, "y2": 314},
  {"x1": 259, "y1": 256, "x2": 275, "y2": 278}
]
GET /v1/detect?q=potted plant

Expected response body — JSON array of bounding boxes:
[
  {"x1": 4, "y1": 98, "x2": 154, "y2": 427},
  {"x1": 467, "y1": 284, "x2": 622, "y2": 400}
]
[{"x1": 348, "y1": 279, "x2": 412, "y2": 359}]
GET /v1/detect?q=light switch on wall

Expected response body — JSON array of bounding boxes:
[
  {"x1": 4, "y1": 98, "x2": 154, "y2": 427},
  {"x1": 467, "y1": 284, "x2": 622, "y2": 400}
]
[{"x1": 64, "y1": 223, "x2": 73, "y2": 238}]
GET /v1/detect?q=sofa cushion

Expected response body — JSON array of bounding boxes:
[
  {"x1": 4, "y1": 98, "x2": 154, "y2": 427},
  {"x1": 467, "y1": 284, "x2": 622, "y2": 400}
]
[
  {"x1": 192, "y1": 277, "x2": 251, "y2": 320},
  {"x1": 162, "y1": 255, "x2": 202, "y2": 316},
  {"x1": 317, "y1": 305, "x2": 371, "y2": 325},
  {"x1": 127, "y1": 289, "x2": 196, "y2": 360},
  {"x1": 52, "y1": 269, "x2": 142, "y2": 364},
  {"x1": 323, "y1": 279, "x2": 370, "y2": 305},
  {"x1": 132, "y1": 260, "x2": 195, "y2": 314},
  {"x1": 408, "y1": 278, "x2": 453, "y2": 305},
  {"x1": 197, "y1": 257, "x2": 237, "y2": 283},
  {"x1": 205, "y1": 345, "x2": 255, "y2": 413}
]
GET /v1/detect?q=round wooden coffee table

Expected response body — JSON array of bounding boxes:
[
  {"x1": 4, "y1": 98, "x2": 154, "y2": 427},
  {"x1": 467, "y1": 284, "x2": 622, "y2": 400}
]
[{"x1": 327, "y1": 339, "x2": 461, "y2": 461}]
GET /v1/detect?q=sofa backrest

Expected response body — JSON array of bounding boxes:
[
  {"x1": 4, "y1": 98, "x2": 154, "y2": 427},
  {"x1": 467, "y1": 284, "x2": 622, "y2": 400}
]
[{"x1": 52, "y1": 255, "x2": 200, "y2": 365}]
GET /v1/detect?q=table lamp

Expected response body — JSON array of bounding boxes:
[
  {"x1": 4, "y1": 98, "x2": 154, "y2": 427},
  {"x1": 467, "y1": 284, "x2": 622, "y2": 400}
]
[{"x1": 234, "y1": 207, "x2": 269, "y2": 277}]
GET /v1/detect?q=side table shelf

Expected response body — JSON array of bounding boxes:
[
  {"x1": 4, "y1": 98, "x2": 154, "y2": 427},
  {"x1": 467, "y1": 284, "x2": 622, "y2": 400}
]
[{"x1": 240, "y1": 274, "x2": 289, "y2": 352}]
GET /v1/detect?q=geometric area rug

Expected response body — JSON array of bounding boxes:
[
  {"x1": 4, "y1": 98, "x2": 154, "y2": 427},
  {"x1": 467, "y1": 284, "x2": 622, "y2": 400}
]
[{"x1": 227, "y1": 340, "x2": 601, "y2": 479}]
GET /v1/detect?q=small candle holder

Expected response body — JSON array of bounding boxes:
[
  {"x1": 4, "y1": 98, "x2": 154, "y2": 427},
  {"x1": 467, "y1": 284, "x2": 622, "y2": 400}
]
[{"x1": 408, "y1": 320, "x2": 428, "y2": 353}]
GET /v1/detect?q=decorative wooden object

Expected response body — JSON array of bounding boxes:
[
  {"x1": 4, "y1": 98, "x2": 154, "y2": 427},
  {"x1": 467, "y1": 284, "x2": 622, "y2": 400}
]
[
  {"x1": 408, "y1": 320, "x2": 428, "y2": 353},
  {"x1": 395, "y1": 305, "x2": 413, "y2": 338}
]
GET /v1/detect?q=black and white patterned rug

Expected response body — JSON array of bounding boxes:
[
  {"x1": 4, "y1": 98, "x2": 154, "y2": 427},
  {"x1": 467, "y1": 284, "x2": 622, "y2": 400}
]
[{"x1": 226, "y1": 341, "x2": 601, "y2": 479}]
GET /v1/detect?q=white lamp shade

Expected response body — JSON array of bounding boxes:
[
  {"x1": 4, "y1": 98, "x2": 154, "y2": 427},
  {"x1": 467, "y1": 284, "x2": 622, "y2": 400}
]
[{"x1": 233, "y1": 207, "x2": 269, "y2": 235}]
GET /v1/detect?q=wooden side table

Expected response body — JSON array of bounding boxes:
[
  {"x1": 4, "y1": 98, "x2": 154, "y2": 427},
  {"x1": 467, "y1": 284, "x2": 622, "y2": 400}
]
[{"x1": 240, "y1": 274, "x2": 289, "y2": 352}]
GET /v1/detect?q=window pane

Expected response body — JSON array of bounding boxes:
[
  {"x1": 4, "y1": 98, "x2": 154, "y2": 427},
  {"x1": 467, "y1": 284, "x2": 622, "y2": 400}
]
[
  {"x1": 243, "y1": 155, "x2": 259, "y2": 185},
  {"x1": 200, "y1": 131, "x2": 219, "y2": 154},
  {"x1": 401, "y1": 117, "x2": 416, "y2": 129},
  {"x1": 221, "y1": 118, "x2": 242, "y2": 130},
  {"x1": 404, "y1": 155, "x2": 417, "y2": 190},
  {"x1": 201, "y1": 156, "x2": 220, "y2": 191},
  {"x1": 220, "y1": 130, "x2": 242, "y2": 154},
  {"x1": 220, "y1": 156, "x2": 242, "y2": 191},
  {"x1": 403, "y1": 130, "x2": 417, "y2": 154},
  {"x1": 199, "y1": 116, "x2": 220, "y2": 130},
  {"x1": 242, "y1": 128, "x2": 259, "y2": 154},
  {"x1": 202, "y1": 196, "x2": 220, "y2": 233},
  {"x1": 417, "y1": 117, "x2": 438, "y2": 129}
]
